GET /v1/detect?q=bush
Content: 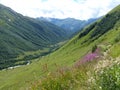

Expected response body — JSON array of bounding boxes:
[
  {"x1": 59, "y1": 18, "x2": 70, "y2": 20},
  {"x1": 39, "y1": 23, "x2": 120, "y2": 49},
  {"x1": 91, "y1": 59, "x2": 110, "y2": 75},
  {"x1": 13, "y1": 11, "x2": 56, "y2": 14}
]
[
  {"x1": 114, "y1": 34, "x2": 120, "y2": 43},
  {"x1": 94, "y1": 63, "x2": 120, "y2": 90},
  {"x1": 92, "y1": 45, "x2": 97, "y2": 53}
]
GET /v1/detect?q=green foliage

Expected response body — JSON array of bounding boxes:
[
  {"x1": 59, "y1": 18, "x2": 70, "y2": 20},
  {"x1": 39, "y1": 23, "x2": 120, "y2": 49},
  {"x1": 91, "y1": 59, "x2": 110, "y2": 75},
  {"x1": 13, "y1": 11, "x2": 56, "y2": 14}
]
[
  {"x1": 114, "y1": 33, "x2": 120, "y2": 43},
  {"x1": 0, "y1": 4, "x2": 68, "y2": 69},
  {"x1": 94, "y1": 63, "x2": 120, "y2": 90},
  {"x1": 78, "y1": 5, "x2": 120, "y2": 41},
  {"x1": 30, "y1": 64, "x2": 93, "y2": 90},
  {"x1": 91, "y1": 10, "x2": 120, "y2": 39},
  {"x1": 110, "y1": 44, "x2": 120, "y2": 58},
  {"x1": 79, "y1": 22, "x2": 97, "y2": 38},
  {"x1": 92, "y1": 45, "x2": 97, "y2": 53}
]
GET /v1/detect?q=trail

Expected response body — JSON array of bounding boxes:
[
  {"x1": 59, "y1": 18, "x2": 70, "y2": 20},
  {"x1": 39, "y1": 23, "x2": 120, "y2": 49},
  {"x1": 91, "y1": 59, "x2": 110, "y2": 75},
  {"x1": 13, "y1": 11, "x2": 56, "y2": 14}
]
[
  {"x1": 87, "y1": 44, "x2": 120, "y2": 86},
  {"x1": 95, "y1": 45, "x2": 120, "y2": 70}
]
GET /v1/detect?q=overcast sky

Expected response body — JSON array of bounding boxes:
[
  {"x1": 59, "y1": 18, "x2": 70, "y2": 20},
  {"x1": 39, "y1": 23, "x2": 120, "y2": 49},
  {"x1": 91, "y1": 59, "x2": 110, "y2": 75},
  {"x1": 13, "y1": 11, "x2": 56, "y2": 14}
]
[{"x1": 0, "y1": 0, "x2": 120, "y2": 20}]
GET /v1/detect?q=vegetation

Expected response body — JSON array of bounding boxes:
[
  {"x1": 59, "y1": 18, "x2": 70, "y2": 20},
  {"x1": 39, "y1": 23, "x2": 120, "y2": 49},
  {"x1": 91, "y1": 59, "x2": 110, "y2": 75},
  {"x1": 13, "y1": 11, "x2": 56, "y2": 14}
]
[
  {"x1": 78, "y1": 22, "x2": 97, "y2": 38},
  {"x1": 110, "y1": 43, "x2": 120, "y2": 58},
  {"x1": 0, "y1": 4, "x2": 68, "y2": 69},
  {"x1": 92, "y1": 45, "x2": 97, "y2": 53},
  {"x1": 0, "y1": 4, "x2": 120, "y2": 90},
  {"x1": 114, "y1": 33, "x2": 120, "y2": 43},
  {"x1": 93, "y1": 63, "x2": 120, "y2": 90},
  {"x1": 30, "y1": 63, "x2": 93, "y2": 90}
]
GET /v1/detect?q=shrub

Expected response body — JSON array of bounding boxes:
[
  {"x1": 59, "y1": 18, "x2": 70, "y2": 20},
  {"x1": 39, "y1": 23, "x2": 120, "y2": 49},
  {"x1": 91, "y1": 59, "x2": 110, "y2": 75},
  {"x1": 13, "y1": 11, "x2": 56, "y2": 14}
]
[
  {"x1": 92, "y1": 45, "x2": 97, "y2": 53},
  {"x1": 114, "y1": 34, "x2": 120, "y2": 43},
  {"x1": 94, "y1": 63, "x2": 120, "y2": 90}
]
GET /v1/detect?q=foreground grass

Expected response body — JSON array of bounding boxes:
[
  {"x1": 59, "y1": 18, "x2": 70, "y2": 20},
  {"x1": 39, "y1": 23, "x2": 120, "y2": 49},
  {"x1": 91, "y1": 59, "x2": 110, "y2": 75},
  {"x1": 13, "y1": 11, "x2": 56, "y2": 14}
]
[
  {"x1": 30, "y1": 61, "x2": 96, "y2": 90},
  {"x1": 94, "y1": 63, "x2": 120, "y2": 90},
  {"x1": 110, "y1": 43, "x2": 120, "y2": 58}
]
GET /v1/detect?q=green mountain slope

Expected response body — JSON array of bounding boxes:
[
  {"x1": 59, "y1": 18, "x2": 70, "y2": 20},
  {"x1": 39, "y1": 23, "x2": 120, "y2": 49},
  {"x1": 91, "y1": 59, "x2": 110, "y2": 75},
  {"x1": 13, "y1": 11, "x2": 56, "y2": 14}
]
[
  {"x1": 0, "y1": 4, "x2": 68, "y2": 69},
  {"x1": 0, "y1": 4, "x2": 120, "y2": 90}
]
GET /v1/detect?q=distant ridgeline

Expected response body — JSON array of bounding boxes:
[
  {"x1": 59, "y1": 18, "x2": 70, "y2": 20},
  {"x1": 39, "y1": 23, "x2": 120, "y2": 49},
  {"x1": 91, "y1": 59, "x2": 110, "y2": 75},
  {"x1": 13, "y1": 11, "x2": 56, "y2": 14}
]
[
  {"x1": 0, "y1": 4, "x2": 68, "y2": 69},
  {"x1": 37, "y1": 17, "x2": 98, "y2": 37}
]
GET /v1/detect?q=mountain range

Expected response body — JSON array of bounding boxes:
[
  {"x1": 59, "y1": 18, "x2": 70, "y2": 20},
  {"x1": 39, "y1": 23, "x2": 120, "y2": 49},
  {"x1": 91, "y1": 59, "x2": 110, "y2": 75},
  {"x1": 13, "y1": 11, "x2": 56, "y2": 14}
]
[{"x1": 37, "y1": 17, "x2": 98, "y2": 36}]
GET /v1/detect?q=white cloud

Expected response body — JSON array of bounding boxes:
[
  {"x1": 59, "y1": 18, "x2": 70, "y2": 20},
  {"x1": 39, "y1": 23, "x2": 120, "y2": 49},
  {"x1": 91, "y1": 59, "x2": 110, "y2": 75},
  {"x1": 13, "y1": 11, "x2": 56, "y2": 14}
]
[{"x1": 0, "y1": 0, "x2": 120, "y2": 20}]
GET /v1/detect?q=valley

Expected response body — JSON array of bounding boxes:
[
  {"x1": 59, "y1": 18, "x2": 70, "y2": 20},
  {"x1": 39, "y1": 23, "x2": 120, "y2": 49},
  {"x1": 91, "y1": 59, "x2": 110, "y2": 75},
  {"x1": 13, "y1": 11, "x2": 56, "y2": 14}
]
[
  {"x1": 38, "y1": 17, "x2": 98, "y2": 36},
  {"x1": 0, "y1": 3, "x2": 120, "y2": 90},
  {"x1": 0, "y1": 4, "x2": 69, "y2": 69}
]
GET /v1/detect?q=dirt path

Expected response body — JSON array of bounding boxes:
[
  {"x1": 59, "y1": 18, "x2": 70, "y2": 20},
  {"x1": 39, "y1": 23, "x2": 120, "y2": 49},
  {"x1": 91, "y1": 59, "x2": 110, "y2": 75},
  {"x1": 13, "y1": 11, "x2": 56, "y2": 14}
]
[{"x1": 99, "y1": 47, "x2": 119, "y2": 68}]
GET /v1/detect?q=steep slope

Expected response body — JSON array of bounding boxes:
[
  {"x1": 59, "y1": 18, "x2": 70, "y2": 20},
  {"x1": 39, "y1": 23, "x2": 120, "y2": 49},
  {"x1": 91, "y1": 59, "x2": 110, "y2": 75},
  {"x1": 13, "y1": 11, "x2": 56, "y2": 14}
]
[
  {"x1": 0, "y1": 4, "x2": 120, "y2": 90},
  {"x1": 0, "y1": 4, "x2": 68, "y2": 69},
  {"x1": 37, "y1": 17, "x2": 98, "y2": 36},
  {"x1": 78, "y1": 5, "x2": 120, "y2": 42}
]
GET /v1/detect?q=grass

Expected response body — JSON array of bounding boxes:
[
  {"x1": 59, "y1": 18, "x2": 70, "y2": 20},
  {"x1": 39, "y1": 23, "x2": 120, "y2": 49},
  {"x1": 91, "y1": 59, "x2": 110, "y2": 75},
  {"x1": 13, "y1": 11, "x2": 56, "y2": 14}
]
[
  {"x1": 0, "y1": 32, "x2": 95, "y2": 90},
  {"x1": 0, "y1": 25, "x2": 119, "y2": 90},
  {"x1": 28, "y1": 16, "x2": 120, "y2": 90},
  {"x1": 110, "y1": 43, "x2": 120, "y2": 58},
  {"x1": 30, "y1": 60, "x2": 98, "y2": 90},
  {"x1": 0, "y1": 24, "x2": 119, "y2": 90},
  {"x1": 28, "y1": 42, "x2": 120, "y2": 90},
  {"x1": 93, "y1": 62, "x2": 120, "y2": 90}
]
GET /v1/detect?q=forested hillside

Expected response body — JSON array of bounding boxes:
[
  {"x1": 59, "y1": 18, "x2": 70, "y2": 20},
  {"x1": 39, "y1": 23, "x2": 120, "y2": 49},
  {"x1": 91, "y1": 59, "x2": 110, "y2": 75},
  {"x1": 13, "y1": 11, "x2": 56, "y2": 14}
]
[{"x1": 0, "y1": 4, "x2": 68, "y2": 69}]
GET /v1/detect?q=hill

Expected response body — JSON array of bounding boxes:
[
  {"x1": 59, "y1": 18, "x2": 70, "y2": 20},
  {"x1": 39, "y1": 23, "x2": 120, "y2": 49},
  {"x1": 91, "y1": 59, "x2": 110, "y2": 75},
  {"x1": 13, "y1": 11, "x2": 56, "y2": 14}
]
[
  {"x1": 37, "y1": 17, "x2": 98, "y2": 36},
  {"x1": 0, "y1": 4, "x2": 68, "y2": 69},
  {"x1": 0, "y1": 4, "x2": 120, "y2": 90}
]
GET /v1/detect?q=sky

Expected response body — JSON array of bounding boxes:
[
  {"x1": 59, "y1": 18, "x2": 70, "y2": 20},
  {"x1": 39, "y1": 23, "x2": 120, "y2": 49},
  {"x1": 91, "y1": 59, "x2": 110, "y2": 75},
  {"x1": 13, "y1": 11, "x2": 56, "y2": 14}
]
[{"x1": 0, "y1": 0, "x2": 120, "y2": 20}]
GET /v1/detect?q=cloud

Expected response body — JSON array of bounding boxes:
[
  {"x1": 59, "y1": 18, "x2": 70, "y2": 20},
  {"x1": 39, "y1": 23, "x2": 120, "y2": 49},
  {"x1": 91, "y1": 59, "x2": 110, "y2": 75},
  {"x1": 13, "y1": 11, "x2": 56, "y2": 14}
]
[{"x1": 0, "y1": 0, "x2": 120, "y2": 20}]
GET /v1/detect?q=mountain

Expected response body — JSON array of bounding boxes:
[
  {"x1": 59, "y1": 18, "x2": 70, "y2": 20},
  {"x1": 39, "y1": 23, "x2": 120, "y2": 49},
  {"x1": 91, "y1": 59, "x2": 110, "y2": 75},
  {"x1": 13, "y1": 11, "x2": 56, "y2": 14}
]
[
  {"x1": 37, "y1": 17, "x2": 98, "y2": 36},
  {"x1": 0, "y1": 4, "x2": 68, "y2": 69},
  {"x1": 0, "y1": 4, "x2": 120, "y2": 90}
]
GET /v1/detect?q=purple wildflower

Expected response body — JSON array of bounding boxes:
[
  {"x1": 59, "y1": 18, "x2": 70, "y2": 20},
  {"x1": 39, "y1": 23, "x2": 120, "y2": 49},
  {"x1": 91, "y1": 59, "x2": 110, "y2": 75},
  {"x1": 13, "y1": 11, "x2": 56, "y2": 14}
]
[{"x1": 75, "y1": 48, "x2": 101, "y2": 67}]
